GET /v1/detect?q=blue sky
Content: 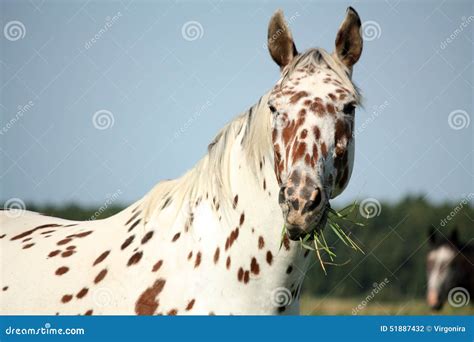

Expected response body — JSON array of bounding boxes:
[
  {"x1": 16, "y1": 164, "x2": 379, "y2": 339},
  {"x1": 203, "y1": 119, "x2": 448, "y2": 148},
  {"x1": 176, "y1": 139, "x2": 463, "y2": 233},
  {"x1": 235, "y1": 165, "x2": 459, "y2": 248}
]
[{"x1": 1, "y1": 0, "x2": 472, "y2": 207}]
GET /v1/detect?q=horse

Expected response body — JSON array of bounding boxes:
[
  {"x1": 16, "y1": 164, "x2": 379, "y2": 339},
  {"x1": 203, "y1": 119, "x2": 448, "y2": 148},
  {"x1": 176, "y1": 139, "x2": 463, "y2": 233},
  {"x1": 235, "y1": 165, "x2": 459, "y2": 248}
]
[
  {"x1": 0, "y1": 7, "x2": 364, "y2": 315},
  {"x1": 426, "y1": 227, "x2": 474, "y2": 311}
]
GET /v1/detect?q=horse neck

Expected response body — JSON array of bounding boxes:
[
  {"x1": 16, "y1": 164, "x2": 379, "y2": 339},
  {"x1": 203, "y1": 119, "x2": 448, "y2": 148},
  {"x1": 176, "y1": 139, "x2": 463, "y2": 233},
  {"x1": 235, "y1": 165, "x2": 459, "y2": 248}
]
[{"x1": 201, "y1": 96, "x2": 311, "y2": 302}]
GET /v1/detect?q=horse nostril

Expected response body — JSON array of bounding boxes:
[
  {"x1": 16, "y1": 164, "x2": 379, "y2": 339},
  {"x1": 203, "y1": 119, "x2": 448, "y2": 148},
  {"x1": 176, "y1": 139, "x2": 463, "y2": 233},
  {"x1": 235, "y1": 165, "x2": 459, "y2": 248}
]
[{"x1": 301, "y1": 188, "x2": 322, "y2": 214}]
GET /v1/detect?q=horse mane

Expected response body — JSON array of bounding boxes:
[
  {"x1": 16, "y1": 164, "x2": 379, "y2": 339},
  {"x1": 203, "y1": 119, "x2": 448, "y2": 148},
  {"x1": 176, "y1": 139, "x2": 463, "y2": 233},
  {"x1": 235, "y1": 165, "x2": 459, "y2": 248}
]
[
  {"x1": 141, "y1": 48, "x2": 361, "y2": 224},
  {"x1": 142, "y1": 93, "x2": 272, "y2": 224}
]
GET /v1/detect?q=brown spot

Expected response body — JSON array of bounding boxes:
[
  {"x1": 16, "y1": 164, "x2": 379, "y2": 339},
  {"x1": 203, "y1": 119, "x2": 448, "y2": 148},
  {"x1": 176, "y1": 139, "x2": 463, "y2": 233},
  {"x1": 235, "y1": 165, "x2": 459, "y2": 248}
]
[
  {"x1": 327, "y1": 103, "x2": 336, "y2": 115},
  {"x1": 172, "y1": 232, "x2": 181, "y2": 242},
  {"x1": 283, "y1": 235, "x2": 290, "y2": 251},
  {"x1": 244, "y1": 271, "x2": 250, "y2": 284},
  {"x1": 57, "y1": 238, "x2": 72, "y2": 246},
  {"x1": 125, "y1": 211, "x2": 141, "y2": 226},
  {"x1": 61, "y1": 294, "x2": 73, "y2": 303},
  {"x1": 128, "y1": 219, "x2": 141, "y2": 232},
  {"x1": 66, "y1": 245, "x2": 76, "y2": 250},
  {"x1": 11, "y1": 223, "x2": 62, "y2": 241},
  {"x1": 300, "y1": 129, "x2": 308, "y2": 139},
  {"x1": 167, "y1": 309, "x2": 178, "y2": 316},
  {"x1": 266, "y1": 251, "x2": 273, "y2": 265},
  {"x1": 321, "y1": 142, "x2": 328, "y2": 158},
  {"x1": 55, "y1": 266, "x2": 69, "y2": 276},
  {"x1": 94, "y1": 269, "x2": 108, "y2": 284},
  {"x1": 263, "y1": 179, "x2": 266, "y2": 190},
  {"x1": 48, "y1": 250, "x2": 61, "y2": 258},
  {"x1": 238, "y1": 268, "x2": 244, "y2": 281},
  {"x1": 194, "y1": 252, "x2": 201, "y2": 268},
  {"x1": 61, "y1": 250, "x2": 74, "y2": 257},
  {"x1": 187, "y1": 251, "x2": 193, "y2": 260},
  {"x1": 213, "y1": 247, "x2": 220, "y2": 264},
  {"x1": 68, "y1": 231, "x2": 93, "y2": 238},
  {"x1": 250, "y1": 257, "x2": 260, "y2": 275},
  {"x1": 84, "y1": 310, "x2": 93, "y2": 315},
  {"x1": 289, "y1": 91, "x2": 308, "y2": 104},
  {"x1": 292, "y1": 142, "x2": 306, "y2": 163},
  {"x1": 226, "y1": 256, "x2": 231, "y2": 269},
  {"x1": 0, "y1": 234, "x2": 6, "y2": 239},
  {"x1": 313, "y1": 126, "x2": 321, "y2": 140},
  {"x1": 121, "y1": 235, "x2": 135, "y2": 250},
  {"x1": 286, "y1": 265, "x2": 293, "y2": 274},
  {"x1": 22, "y1": 243, "x2": 35, "y2": 249},
  {"x1": 135, "y1": 278, "x2": 166, "y2": 315},
  {"x1": 141, "y1": 231, "x2": 154, "y2": 244},
  {"x1": 186, "y1": 299, "x2": 195, "y2": 311},
  {"x1": 239, "y1": 213, "x2": 245, "y2": 226},
  {"x1": 93, "y1": 250, "x2": 110, "y2": 266},
  {"x1": 128, "y1": 251, "x2": 143, "y2": 266},
  {"x1": 258, "y1": 236, "x2": 265, "y2": 249},
  {"x1": 328, "y1": 93, "x2": 337, "y2": 101},
  {"x1": 152, "y1": 260, "x2": 163, "y2": 272},
  {"x1": 76, "y1": 288, "x2": 89, "y2": 299},
  {"x1": 2, "y1": 286, "x2": 8, "y2": 291},
  {"x1": 22, "y1": 237, "x2": 32, "y2": 242}
]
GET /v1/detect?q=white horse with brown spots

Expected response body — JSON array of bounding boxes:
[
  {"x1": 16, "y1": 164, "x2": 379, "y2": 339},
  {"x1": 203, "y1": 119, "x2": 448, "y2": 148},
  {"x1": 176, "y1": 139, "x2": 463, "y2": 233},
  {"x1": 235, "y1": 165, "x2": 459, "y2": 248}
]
[{"x1": 0, "y1": 8, "x2": 363, "y2": 315}]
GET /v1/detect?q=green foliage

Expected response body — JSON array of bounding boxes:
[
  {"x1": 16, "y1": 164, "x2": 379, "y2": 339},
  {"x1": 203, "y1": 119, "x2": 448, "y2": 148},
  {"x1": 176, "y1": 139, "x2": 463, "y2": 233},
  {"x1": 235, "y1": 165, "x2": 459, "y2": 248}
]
[{"x1": 303, "y1": 195, "x2": 473, "y2": 300}]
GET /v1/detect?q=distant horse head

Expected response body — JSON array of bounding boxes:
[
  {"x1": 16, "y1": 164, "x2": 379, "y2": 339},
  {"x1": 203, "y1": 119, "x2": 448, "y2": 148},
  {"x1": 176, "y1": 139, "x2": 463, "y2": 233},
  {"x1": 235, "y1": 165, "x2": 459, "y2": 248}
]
[
  {"x1": 426, "y1": 227, "x2": 473, "y2": 310},
  {"x1": 267, "y1": 8, "x2": 363, "y2": 240}
]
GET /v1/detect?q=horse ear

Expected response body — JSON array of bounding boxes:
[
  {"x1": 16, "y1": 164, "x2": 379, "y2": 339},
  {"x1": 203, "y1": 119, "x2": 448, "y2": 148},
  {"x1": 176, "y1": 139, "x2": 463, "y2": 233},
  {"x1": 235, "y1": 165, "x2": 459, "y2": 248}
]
[
  {"x1": 450, "y1": 228, "x2": 459, "y2": 244},
  {"x1": 267, "y1": 9, "x2": 297, "y2": 69},
  {"x1": 428, "y1": 227, "x2": 437, "y2": 245},
  {"x1": 334, "y1": 7, "x2": 363, "y2": 68}
]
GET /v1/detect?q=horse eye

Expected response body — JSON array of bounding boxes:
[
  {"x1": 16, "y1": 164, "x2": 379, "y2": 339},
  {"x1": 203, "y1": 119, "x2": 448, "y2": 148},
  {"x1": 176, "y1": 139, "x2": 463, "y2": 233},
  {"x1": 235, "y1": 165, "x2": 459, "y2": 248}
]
[
  {"x1": 269, "y1": 105, "x2": 277, "y2": 114},
  {"x1": 343, "y1": 103, "x2": 356, "y2": 115}
]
